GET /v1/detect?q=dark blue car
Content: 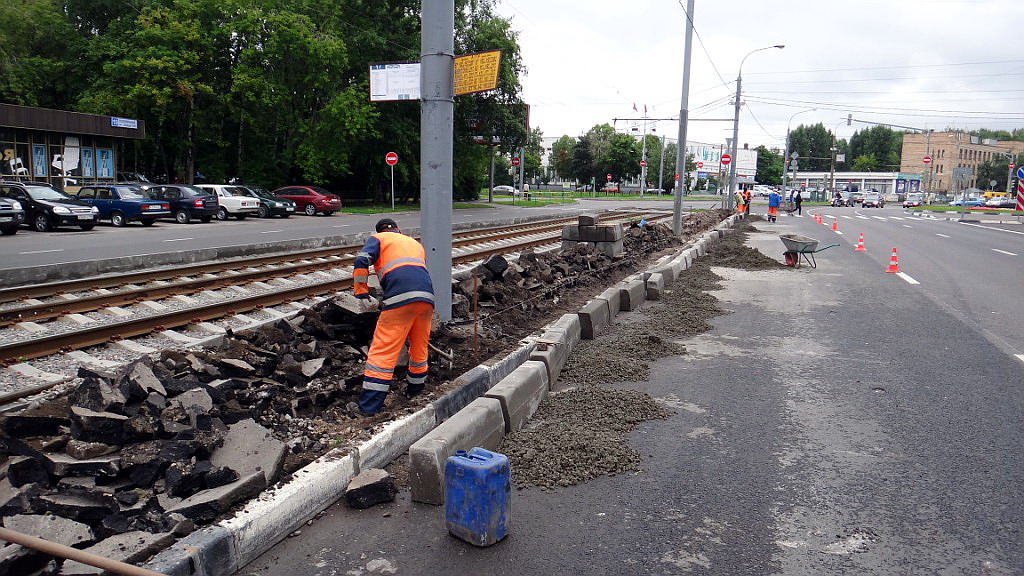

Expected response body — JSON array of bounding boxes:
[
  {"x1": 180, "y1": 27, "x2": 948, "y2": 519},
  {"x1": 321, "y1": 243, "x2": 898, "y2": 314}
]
[{"x1": 69, "y1": 184, "x2": 171, "y2": 227}]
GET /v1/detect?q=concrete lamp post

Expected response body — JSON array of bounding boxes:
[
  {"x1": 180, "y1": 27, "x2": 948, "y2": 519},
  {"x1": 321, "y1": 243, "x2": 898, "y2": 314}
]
[
  {"x1": 727, "y1": 44, "x2": 784, "y2": 210},
  {"x1": 781, "y1": 108, "x2": 816, "y2": 203}
]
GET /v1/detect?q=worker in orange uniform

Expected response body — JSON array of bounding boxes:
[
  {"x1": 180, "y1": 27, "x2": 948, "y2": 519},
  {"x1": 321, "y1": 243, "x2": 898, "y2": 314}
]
[{"x1": 348, "y1": 218, "x2": 435, "y2": 417}]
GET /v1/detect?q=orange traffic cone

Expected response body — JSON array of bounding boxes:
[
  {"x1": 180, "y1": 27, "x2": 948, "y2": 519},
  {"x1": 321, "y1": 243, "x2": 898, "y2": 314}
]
[
  {"x1": 885, "y1": 248, "x2": 900, "y2": 273},
  {"x1": 831, "y1": 218, "x2": 838, "y2": 232},
  {"x1": 855, "y1": 232, "x2": 866, "y2": 252}
]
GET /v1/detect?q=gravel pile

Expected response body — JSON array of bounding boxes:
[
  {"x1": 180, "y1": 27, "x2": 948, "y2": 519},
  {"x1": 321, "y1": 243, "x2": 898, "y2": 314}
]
[{"x1": 502, "y1": 218, "x2": 780, "y2": 490}]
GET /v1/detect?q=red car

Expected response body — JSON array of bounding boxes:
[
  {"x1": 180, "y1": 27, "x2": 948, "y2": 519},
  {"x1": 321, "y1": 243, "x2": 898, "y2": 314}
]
[{"x1": 271, "y1": 186, "x2": 341, "y2": 216}]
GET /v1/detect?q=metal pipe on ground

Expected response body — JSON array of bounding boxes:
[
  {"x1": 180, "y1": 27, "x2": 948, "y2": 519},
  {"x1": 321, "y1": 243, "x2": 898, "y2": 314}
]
[{"x1": 0, "y1": 526, "x2": 167, "y2": 576}]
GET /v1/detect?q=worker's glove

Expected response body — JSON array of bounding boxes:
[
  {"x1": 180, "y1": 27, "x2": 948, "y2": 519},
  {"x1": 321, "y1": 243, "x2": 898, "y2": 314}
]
[{"x1": 358, "y1": 297, "x2": 380, "y2": 313}]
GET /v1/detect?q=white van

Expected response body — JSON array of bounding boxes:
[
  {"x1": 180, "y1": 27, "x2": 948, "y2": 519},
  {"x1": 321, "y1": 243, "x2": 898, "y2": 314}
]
[{"x1": 195, "y1": 184, "x2": 260, "y2": 220}]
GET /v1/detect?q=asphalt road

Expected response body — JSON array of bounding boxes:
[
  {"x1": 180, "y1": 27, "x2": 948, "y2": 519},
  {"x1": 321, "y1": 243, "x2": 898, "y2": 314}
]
[
  {"x1": 0, "y1": 198, "x2": 715, "y2": 273},
  {"x1": 239, "y1": 209, "x2": 1024, "y2": 575}
]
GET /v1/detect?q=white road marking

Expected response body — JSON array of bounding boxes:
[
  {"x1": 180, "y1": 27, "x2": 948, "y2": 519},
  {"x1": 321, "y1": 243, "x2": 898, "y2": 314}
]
[
  {"x1": 841, "y1": 215, "x2": 853, "y2": 219},
  {"x1": 890, "y1": 216, "x2": 904, "y2": 220},
  {"x1": 163, "y1": 238, "x2": 194, "y2": 243},
  {"x1": 872, "y1": 216, "x2": 886, "y2": 220},
  {"x1": 856, "y1": 215, "x2": 869, "y2": 219},
  {"x1": 936, "y1": 233, "x2": 950, "y2": 238},
  {"x1": 896, "y1": 272, "x2": 920, "y2": 285},
  {"x1": 903, "y1": 224, "x2": 912, "y2": 228},
  {"x1": 992, "y1": 249, "x2": 1018, "y2": 256},
  {"x1": 835, "y1": 231, "x2": 844, "y2": 235},
  {"x1": 260, "y1": 230, "x2": 284, "y2": 234},
  {"x1": 19, "y1": 249, "x2": 64, "y2": 255},
  {"x1": 1016, "y1": 354, "x2": 1024, "y2": 364},
  {"x1": 332, "y1": 224, "x2": 351, "y2": 228},
  {"x1": 959, "y1": 221, "x2": 1024, "y2": 236}
]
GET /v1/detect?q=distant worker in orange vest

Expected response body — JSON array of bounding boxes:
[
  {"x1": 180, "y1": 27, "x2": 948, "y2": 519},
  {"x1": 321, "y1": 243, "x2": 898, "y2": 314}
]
[{"x1": 348, "y1": 218, "x2": 435, "y2": 417}]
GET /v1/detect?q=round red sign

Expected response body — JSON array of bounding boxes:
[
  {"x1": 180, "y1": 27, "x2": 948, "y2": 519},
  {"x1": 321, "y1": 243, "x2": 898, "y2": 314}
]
[
  {"x1": 512, "y1": 157, "x2": 520, "y2": 166},
  {"x1": 923, "y1": 155, "x2": 932, "y2": 165},
  {"x1": 697, "y1": 161, "x2": 704, "y2": 169},
  {"x1": 606, "y1": 173, "x2": 612, "y2": 181},
  {"x1": 721, "y1": 154, "x2": 732, "y2": 165},
  {"x1": 385, "y1": 152, "x2": 398, "y2": 166},
  {"x1": 640, "y1": 160, "x2": 647, "y2": 168}
]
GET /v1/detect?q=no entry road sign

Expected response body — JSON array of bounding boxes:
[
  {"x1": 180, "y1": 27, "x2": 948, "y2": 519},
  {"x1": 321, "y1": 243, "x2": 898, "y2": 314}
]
[
  {"x1": 721, "y1": 154, "x2": 732, "y2": 165},
  {"x1": 385, "y1": 151, "x2": 398, "y2": 166}
]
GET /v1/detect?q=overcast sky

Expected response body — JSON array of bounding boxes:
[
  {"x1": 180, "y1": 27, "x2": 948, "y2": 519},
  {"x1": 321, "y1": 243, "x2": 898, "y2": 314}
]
[{"x1": 494, "y1": 0, "x2": 1023, "y2": 149}]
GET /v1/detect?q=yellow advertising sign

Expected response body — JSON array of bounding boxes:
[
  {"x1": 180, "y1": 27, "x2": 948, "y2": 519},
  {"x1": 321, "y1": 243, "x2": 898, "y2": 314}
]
[{"x1": 454, "y1": 50, "x2": 502, "y2": 96}]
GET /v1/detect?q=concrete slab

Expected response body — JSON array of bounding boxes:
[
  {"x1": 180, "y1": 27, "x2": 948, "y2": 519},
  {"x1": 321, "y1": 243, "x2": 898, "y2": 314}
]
[
  {"x1": 646, "y1": 273, "x2": 665, "y2": 300},
  {"x1": 481, "y1": 341, "x2": 535, "y2": 387},
  {"x1": 409, "y1": 397, "x2": 505, "y2": 505},
  {"x1": 167, "y1": 472, "x2": 267, "y2": 524},
  {"x1": 618, "y1": 277, "x2": 646, "y2": 311},
  {"x1": 598, "y1": 287, "x2": 622, "y2": 318},
  {"x1": 651, "y1": 260, "x2": 681, "y2": 285},
  {"x1": 578, "y1": 298, "x2": 610, "y2": 340},
  {"x1": 545, "y1": 314, "x2": 581, "y2": 349},
  {"x1": 5, "y1": 513, "x2": 94, "y2": 548},
  {"x1": 484, "y1": 361, "x2": 549, "y2": 433},
  {"x1": 210, "y1": 419, "x2": 287, "y2": 485},
  {"x1": 61, "y1": 530, "x2": 176, "y2": 574}
]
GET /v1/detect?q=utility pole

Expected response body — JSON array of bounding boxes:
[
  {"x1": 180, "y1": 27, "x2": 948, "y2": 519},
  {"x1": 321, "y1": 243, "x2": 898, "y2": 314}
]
[
  {"x1": 640, "y1": 110, "x2": 648, "y2": 197},
  {"x1": 420, "y1": 0, "x2": 454, "y2": 321},
  {"x1": 673, "y1": 0, "x2": 695, "y2": 234}
]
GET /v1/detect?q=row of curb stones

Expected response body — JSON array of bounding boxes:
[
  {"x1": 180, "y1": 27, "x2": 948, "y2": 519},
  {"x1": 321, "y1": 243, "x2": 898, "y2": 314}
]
[{"x1": 143, "y1": 213, "x2": 739, "y2": 576}]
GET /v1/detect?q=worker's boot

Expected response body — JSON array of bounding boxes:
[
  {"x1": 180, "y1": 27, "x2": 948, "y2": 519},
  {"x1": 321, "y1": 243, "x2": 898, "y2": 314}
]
[{"x1": 404, "y1": 384, "x2": 424, "y2": 398}]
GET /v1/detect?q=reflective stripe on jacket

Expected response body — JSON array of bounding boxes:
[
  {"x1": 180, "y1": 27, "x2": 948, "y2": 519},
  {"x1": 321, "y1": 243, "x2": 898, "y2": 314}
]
[{"x1": 353, "y1": 231, "x2": 435, "y2": 310}]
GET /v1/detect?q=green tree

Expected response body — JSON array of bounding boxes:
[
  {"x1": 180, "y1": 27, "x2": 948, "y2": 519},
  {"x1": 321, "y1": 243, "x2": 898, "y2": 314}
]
[
  {"x1": 788, "y1": 123, "x2": 833, "y2": 171},
  {"x1": 0, "y1": 0, "x2": 84, "y2": 107},
  {"x1": 848, "y1": 125, "x2": 902, "y2": 172},
  {"x1": 755, "y1": 145, "x2": 782, "y2": 185},
  {"x1": 550, "y1": 135, "x2": 576, "y2": 180},
  {"x1": 571, "y1": 135, "x2": 595, "y2": 186},
  {"x1": 602, "y1": 133, "x2": 640, "y2": 182}
]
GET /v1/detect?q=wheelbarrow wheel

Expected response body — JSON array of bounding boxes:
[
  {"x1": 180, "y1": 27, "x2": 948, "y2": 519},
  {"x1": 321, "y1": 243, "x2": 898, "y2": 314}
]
[{"x1": 784, "y1": 252, "x2": 797, "y2": 267}]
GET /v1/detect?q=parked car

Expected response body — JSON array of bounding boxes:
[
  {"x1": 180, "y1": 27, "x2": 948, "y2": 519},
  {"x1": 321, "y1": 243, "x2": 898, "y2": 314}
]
[
  {"x1": 0, "y1": 195, "x2": 25, "y2": 235},
  {"x1": 848, "y1": 192, "x2": 866, "y2": 205},
  {"x1": 68, "y1": 184, "x2": 171, "y2": 227},
  {"x1": 145, "y1": 184, "x2": 218, "y2": 223},
  {"x1": 984, "y1": 196, "x2": 1016, "y2": 209},
  {"x1": 195, "y1": 184, "x2": 261, "y2": 220},
  {"x1": 0, "y1": 180, "x2": 98, "y2": 231},
  {"x1": 492, "y1": 185, "x2": 515, "y2": 194},
  {"x1": 902, "y1": 193, "x2": 924, "y2": 209},
  {"x1": 949, "y1": 196, "x2": 983, "y2": 207},
  {"x1": 272, "y1": 186, "x2": 341, "y2": 216},
  {"x1": 238, "y1": 185, "x2": 295, "y2": 218},
  {"x1": 861, "y1": 193, "x2": 884, "y2": 208}
]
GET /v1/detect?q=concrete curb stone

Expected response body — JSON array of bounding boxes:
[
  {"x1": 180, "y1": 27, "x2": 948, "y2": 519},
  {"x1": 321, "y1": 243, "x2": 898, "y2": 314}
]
[
  {"x1": 578, "y1": 298, "x2": 611, "y2": 340},
  {"x1": 483, "y1": 360, "x2": 549, "y2": 433},
  {"x1": 646, "y1": 272, "x2": 665, "y2": 300},
  {"x1": 598, "y1": 287, "x2": 622, "y2": 318},
  {"x1": 617, "y1": 276, "x2": 646, "y2": 311},
  {"x1": 408, "y1": 397, "x2": 505, "y2": 505}
]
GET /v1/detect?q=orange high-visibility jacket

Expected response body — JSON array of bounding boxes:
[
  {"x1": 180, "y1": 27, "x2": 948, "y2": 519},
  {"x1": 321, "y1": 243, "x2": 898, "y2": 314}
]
[{"x1": 353, "y1": 231, "x2": 435, "y2": 310}]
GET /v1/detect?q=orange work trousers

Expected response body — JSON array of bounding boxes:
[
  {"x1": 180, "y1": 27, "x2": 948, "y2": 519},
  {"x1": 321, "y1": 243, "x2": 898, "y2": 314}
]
[{"x1": 360, "y1": 301, "x2": 433, "y2": 414}]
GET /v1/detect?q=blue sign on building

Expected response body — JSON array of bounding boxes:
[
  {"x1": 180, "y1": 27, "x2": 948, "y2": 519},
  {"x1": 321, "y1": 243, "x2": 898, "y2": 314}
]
[{"x1": 110, "y1": 116, "x2": 138, "y2": 129}]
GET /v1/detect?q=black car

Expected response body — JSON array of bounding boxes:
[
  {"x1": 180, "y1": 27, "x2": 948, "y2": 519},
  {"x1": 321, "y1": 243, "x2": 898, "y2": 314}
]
[
  {"x1": 239, "y1": 185, "x2": 295, "y2": 218},
  {"x1": 0, "y1": 180, "x2": 98, "y2": 232},
  {"x1": 862, "y1": 193, "x2": 884, "y2": 208},
  {"x1": 145, "y1": 184, "x2": 218, "y2": 223},
  {"x1": 0, "y1": 194, "x2": 26, "y2": 235}
]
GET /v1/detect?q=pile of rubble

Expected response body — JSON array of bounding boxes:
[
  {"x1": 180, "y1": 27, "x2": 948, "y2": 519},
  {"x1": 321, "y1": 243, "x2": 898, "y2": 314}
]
[{"x1": 0, "y1": 211, "x2": 726, "y2": 572}]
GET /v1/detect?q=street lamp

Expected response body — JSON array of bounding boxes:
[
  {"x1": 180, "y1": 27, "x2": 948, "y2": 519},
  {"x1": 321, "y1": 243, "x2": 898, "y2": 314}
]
[
  {"x1": 781, "y1": 108, "x2": 816, "y2": 203},
  {"x1": 727, "y1": 44, "x2": 784, "y2": 210}
]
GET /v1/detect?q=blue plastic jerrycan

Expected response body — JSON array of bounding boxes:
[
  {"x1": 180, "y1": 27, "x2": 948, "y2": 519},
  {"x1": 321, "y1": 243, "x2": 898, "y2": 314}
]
[{"x1": 444, "y1": 447, "x2": 511, "y2": 547}]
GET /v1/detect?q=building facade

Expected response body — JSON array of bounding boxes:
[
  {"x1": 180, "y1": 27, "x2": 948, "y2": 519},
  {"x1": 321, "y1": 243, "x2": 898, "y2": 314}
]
[
  {"x1": 900, "y1": 131, "x2": 1020, "y2": 194},
  {"x1": 0, "y1": 104, "x2": 145, "y2": 190}
]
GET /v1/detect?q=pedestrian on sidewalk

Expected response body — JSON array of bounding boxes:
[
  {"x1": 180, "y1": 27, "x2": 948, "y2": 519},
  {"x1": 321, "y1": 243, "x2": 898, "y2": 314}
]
[
  {"x1": 767, "y1": 189, "x2": 781, "y2": 222},
  {"x1": 349, "y1": 218, "x2": 435, "y2": 417},
  {"x1": 794, "y1": 190, "x2": 803, "y2": 215}
]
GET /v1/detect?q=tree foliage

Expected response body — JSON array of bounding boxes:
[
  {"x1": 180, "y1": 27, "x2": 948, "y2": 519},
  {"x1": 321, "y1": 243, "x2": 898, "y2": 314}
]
[
  {"x1": 755, "y1": 145, "x2": 782, "y2": 185},
  {"x1": 847, "y1": 125, "x2": 902, "y2": 172},
  {"x1": 0, "y1": 0, "x2": 528, "y2": 199}
]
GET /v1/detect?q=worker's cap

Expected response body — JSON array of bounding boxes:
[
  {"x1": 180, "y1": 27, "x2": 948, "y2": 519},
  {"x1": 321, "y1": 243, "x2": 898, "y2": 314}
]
[{"x1": 375, "y1": 218, "x2": 399, "y2": 232}]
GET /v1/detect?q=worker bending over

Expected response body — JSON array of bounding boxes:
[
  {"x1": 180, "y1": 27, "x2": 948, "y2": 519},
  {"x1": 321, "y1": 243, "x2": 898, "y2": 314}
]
[{"x1": 349, "y1": 218, "x2": 435, "y2": 416}]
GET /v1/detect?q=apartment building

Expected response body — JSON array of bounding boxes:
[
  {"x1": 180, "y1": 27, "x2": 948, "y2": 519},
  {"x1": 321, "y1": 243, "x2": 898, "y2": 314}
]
[{"x1": 901, "y1": 131, "x2": 1020, "y2": 194}]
